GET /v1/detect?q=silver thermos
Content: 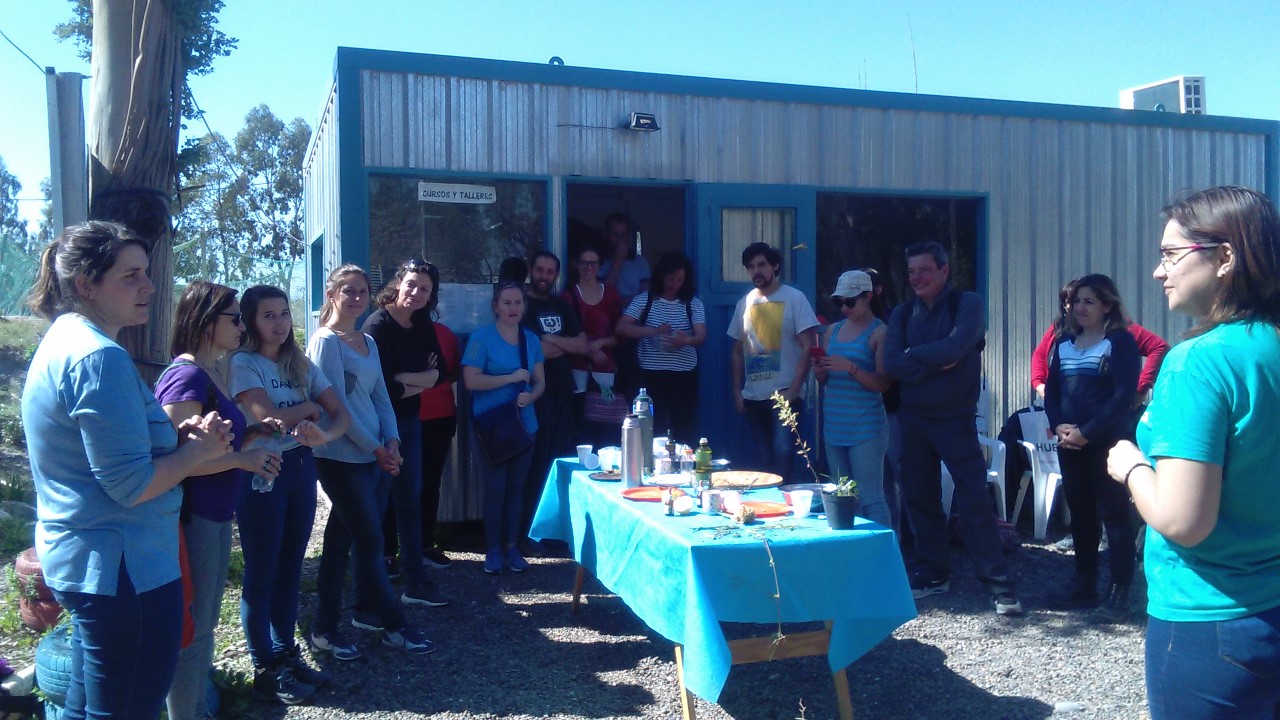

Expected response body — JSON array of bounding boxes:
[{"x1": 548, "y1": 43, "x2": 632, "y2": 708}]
[{"x1": 621, "y1": 414, "x2": 644, "y2": 488}]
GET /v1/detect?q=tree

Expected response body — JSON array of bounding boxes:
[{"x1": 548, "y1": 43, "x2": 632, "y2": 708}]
[
  {"x1": 173, "y1": 105, "x2": 311, "y2": 291},
  {"x1": 0, "y1": 157, "x2": 27, "y2": 243},
  {"x1": 55, "y1": 0, "x2": 236, "y2": 368}
]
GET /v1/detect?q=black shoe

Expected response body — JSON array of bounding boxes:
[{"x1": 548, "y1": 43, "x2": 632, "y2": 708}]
[
  {"x1": 252, "y1": 663, "x2": 316, "y2": 705},
  {"x1": 993, "y1": 591, "x2": 1024, "y2": 616},
  {"x1": 384, "y1": 556, "x2": 400, "y2": 581},
  {"x1": 281, "y1": 645, "x2": 331, "y2": 686},
  {"x1": 1049, "y1": 575, "x2": 1099, "y2": 610},
  {"x1": 1096, "y1": 583, "x2": 1131, "y2": 622},
  {"x1": 909, "y1": 574, "x2": 949, "y2": 600},
  {"x1": 351, "y1": 608, "x2": 385, "y2": 632},
  {"x1": 402, "y1": 580, "x2": 450, "y2": 607},
  {"x1": 422, "y1": 548, "x2": 452, "y2": 569}
]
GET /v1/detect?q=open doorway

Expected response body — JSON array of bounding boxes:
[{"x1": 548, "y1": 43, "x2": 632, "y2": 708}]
[{"x1": 564, "y1": 183, "x2": 687, "y2": 285}]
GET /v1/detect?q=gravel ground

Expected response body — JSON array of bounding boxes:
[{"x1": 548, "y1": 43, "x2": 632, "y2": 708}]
[{"x1": 208, "y1": 496, "x2": 1149, "y2": 720}]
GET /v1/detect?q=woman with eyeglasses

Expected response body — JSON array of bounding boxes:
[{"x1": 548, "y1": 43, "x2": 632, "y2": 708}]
[
  {"x1": 306, "y1": 264, "x2": 438, "y2": 659},
  {"x1": 563, "y1": 245, "x2": 624, "y2": 445},
  {"x1": 156, "y1": 281, "x2": 297, "y2": 720},
  {"x1": 462, "y1": 281, "x2": 545, "y2": 574},
  {"x1": 361, "y1": 259, "x2": 450, "y2": 606},
  {"x1": 1043, "y1": 274, "x2": 1141, "y2": 619},
  {"x1": 230, "y1": 285, "x2": 349, "y2": 705},
  {"x1": 813, "y1": 270, "x2": 891, "y2": 527},
  {"x1": 23, "y1": 222, "x2": 232, "y2": 720},
  {"x1": 1107, "y1": 187, "x2": 1280, "y2": 719},
  {"x1": 615, "y1": 251, "x2": 706, "y2": 445}
]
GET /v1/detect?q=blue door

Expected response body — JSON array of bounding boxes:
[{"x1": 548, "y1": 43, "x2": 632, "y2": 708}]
[{"x1": 692, "y1": 184, "x2": 816, "y2": 466}]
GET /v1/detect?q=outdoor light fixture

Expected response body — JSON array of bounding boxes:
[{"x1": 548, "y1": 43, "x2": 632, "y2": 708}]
[{"x1": 628, "y1": 112, "x2": 659, "y2": 132}]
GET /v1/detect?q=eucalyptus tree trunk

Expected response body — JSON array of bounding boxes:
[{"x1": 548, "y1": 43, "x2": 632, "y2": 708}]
[{"x1": 87, "y1": 0, "x2": 181, "y2": 372}]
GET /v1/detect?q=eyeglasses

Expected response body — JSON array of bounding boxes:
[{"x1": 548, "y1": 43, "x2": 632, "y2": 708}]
[
  {"x1": 1159, "y1": 243, "x2": 1222, "y2": 271},
  {"x1": 578, "y1": 259, "x2": 600, "y2": 268},
  {"x1": 219, "y1": 312, "x2": 244, "y2": 326}
]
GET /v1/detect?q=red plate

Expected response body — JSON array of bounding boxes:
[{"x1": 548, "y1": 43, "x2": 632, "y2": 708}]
[
  {"x1": 741, "y1": 500, "x2": 791, "y2": 519},
  {"x1": 621, "y1": 486, "x2": 688, "y2": 502}
]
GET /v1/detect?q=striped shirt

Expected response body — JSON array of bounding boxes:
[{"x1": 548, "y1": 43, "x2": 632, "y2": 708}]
[
  {"x1": 823, "y1": 319, "x2": 887, "y2": 446},
  {"x1": 623, "y1": 293, "x2": 706, "y2": 372}
]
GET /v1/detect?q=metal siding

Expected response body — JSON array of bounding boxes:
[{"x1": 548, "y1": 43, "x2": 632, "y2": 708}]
[{"x1": 345, "y1": 65, "x2": 1271, "y2": 435}]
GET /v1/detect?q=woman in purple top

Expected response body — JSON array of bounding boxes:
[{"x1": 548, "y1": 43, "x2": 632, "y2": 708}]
[{"x1": 155, "y1": 281, "x2": 306, "y2": 720}]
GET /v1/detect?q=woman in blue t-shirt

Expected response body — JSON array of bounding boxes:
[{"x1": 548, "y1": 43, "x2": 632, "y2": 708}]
[
  {"x1": 23, "y1": 222, "x2": 232, "y2": 720},
  {"x1": 1108, "y1": 186, "x2": 1280, "y2": 720},
  {"x1": 463, "y1": 281, "x2": 545, "y2": 574},
  {"x1": 1044, "y1": 274, "x2": 1140, "y2": 616}
]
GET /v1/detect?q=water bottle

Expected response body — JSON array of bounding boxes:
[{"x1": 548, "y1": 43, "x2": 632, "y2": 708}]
[
  {"x1": 621, "y1": 414, "x2": 644, "y2": 488},
  {"x1": 250, "y1": 430, "x2": 285, "y2": 493},
  {"x1": 634, "y1": 388, "x2": 653, "y2": 475}
]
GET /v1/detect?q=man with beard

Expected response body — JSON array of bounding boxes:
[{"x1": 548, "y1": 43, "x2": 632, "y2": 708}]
[
  {"x1": 521, "y1": 250, "x2": 588, "y2": 547},
  {"x1": 883, "y1": 241, "x2": 1021, "y2": 616},
  {"x1": 728, "y1": 242, "x2": 818, "y2": 480}
]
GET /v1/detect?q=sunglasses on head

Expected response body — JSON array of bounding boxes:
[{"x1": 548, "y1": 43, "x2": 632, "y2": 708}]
[{"x1": 402, "y1": 258, "x2": 435, "y2": 273}]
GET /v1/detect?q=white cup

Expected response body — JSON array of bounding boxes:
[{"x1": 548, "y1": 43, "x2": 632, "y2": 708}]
[
  {"x1": 598, "y1": 447, "x2": 621, "y2": 471},
  {"x1": 583, "y1": 453, "x2": 600, "y2": 470},
  {"x1": 789, "y1": 490, "x2": 813, "y2": 519},
  {"x1": 577, "y1": 444, "x2": 593, "y2": 465}
]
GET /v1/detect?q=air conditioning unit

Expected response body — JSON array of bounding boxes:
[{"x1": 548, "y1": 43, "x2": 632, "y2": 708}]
[{"x1": 1120, "y1": 76, "x2": 1205, "y2": 115}]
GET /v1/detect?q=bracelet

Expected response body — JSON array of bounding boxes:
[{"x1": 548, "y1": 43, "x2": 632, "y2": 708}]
[{"x1": 1123, "y1": 462, "x2": 1152, "y2": 486}]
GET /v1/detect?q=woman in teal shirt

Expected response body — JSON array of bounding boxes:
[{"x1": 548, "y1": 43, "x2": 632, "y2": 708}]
[{"x1": 1108, "y1": 186, "x2": 1280, "y2": 720}]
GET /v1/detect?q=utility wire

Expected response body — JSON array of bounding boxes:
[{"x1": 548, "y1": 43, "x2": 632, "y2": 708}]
[{"x1": 0, "y1": 26, "x2": 45, "y2": 74}]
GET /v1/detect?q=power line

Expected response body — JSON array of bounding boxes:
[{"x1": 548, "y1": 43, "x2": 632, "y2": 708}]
[{"x1": 0, "y1": 26, "x2": 45, "y2": 75}]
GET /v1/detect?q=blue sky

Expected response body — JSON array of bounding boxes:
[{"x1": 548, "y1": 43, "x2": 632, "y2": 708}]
[{"x1": 2, "y1": 0, "x2": 1277, "y2": 231}]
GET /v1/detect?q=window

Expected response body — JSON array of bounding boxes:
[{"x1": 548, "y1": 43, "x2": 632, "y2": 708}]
[{"x1": 719, "y1": 208, "x2": 795, "y2": 283}]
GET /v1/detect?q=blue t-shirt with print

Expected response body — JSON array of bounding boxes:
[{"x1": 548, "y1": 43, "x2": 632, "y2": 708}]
[
  {"x1": 1137, "y1": 321, "x2": 1280, "y2": 622},
  {"x1": 462, "y1": 324, "x2": 543, "y2": 434}
]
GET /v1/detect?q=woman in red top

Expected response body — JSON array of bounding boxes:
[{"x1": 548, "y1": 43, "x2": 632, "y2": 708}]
[{"x1": 563, "y1": 245, "x2": 624, "y2": 446}]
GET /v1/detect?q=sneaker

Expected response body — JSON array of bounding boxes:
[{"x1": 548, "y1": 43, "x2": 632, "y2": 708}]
[
  {"x1": 423, "y1": 548, "x2": 452, "y2": 569},
  {"x1": 251, "y1": 663, "x2": 316, "y2": 705},
  {"x1": 910, "y1": 576, "x2": 950, "y2": 600},
  {"x1": 1053, "y1": 534, "x2": 1075, "y2": 551},
  {"x1": 484, "y1": 549, "x2": 503, "y2": 575},
  {"x1": 351, "y1": 609, "x2": 384, "y2": 632},
  {"x1": 1049, "y1": 575, "x2": 1100, "y2": 610},
  {"x1": 402, "y1": 580, "x2": 450, "y2": 607},
  {"x1": 993, "y1": 591, "x2": 1024, "y2": 616},
  {"x1": 309, "y1": 630, "x2": 362, "y2": 662},
  {"x1": 385, "y1": 556, "x2": 400, "y2": 581},
  {"x1": 282, "y1": 645, "x2": 332, "y2": 686},
  {"x1": 1096, "y1": 583, "x2": 1131, "y2": 622},
  {"x1": 506, "y1": 546, "x2": 529, "y2": 573},
  {"x1": 382, "y1": 626, "x2": 437, "y2": 655}
]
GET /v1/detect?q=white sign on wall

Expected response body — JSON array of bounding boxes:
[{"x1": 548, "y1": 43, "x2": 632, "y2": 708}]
[{"x1": 417, "y1": 182, "x2": 497, "y2": 204}]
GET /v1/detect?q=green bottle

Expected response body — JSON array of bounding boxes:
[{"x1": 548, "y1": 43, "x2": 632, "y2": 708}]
[{"x1": 694, "y1": 437, "x2": 713, "y2": 491}]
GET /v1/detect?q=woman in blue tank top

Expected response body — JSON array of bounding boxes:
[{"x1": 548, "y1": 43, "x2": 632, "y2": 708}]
[{"x1": 814, "y1": 270, "x2": 891, "y2": 527}]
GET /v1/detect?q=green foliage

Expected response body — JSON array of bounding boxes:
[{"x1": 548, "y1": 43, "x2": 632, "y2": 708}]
[
  {"x1": 0, "y1": 317, "x2": 47, "y2": 447},
  {"x1": 0, "y1": 157, "x2": 28, "y2": 243},
  {"x1": 0, "y1": 566, "x2": 42, "y2": 649},
  {"x1": 54, "y1": 0, "x2": 238, "y2": 122},
  {"x1": 0, "y1": 472, "x2": 36, "y2": 559},
  {"x1": 211, "y1": 667, "x2": 255, "y2": 718}
]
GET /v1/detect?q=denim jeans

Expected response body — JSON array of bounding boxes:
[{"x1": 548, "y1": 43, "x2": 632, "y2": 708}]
[
  {"x1": 476, "y1": 439, "x2": 534, "y2": 551},
  {"x1": 383, "y1": 414, "x2": 425, "y2": 586},
  {"x1": 166, "y1": 516, "x2": 232, "y2": 720},
  {"x1": 1058, "y1": 441, "x2": 1135, "y2": 587},
  {"x1": 826, "y1": 421, "x2": 891, "y2": 528},
  {"x1": 314, "y1": 458, "x2": 405, "y2": 634},
  {"x1": 883, "y1": 412, "x2": 905, "y2": 534},
  {"x1": 1147, "y1": 604, "x2": 1280, "y2": 720},
  {"x1": 384, "y1": 416, "x2": 456, "y2": 557},
  {"x1": 53, "y1": 563, "x2": 183, "y2": 720},
  {"x1": 237, "y1": 446, "x2": 317, "y2": 669},
  {"x1": 899, "y1": 410, "x2": 1011, "y2": 591},
  {"x1": 742, "y1": 397, "x2": 802, "y2": 481}
]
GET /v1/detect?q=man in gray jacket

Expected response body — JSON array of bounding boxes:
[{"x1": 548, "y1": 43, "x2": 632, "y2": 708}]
[{"x1": 884, "y1": 241, "x2": 1021, "y2": 616}]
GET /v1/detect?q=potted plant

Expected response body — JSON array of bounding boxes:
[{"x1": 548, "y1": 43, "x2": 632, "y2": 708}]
[{"x1": 771, "y1": 392, "x2": 861, "y2": 529}]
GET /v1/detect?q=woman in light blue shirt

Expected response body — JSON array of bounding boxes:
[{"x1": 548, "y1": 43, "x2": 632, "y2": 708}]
[{"x1": 22, "y1": 221, "x2": 231, "y2": 720}]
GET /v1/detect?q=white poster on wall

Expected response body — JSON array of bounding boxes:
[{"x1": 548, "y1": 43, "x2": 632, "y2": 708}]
[{"x1": 417, "y1": 182, "x2": 497, "y2": 204}]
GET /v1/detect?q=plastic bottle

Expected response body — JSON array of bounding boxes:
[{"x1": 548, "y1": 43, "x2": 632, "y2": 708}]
[
  {"x1": 250, "y1": 430, "x2": 285, "y2": 493},
  {"x1": 634, "y1": 388, "x2": 653, "y2": 475},
  {"x1": 694, "y1": 437, "x2": 713, "y2": 493}
]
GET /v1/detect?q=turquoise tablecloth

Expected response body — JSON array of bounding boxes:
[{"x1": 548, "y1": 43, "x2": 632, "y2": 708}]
[{"x1": 530, "y1": 458, "x2": 917, "y2": 702}]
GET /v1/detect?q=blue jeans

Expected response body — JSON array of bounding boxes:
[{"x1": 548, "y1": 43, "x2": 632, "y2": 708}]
[
  {"x1": 476, "y1": 438, "x2": 534, "y2": 551},
  {"x1": 743, "y1": 397, "x2": 802, "y2": 481},
  {"x1": 166, "y1": 516, "x2": 232, "y2": 720},
  {"x1": 237, "y1": 446, "x2": 317, "y2": 669},
  {"x1": 826, "y1": 421, "x2": 891, "y2": 528},
  {"x1": 1147, "y1": 604, "x2": 1280, "y2": 720},
  {"x1": 383, "y1": 415, "x2": 425, "y2": 585},
  {"x1": 314, "y1": 458, "x2": 405, "y2": 634},
  {"x1": 53, "y1": 564, "x2": 182, "y2": 720}
]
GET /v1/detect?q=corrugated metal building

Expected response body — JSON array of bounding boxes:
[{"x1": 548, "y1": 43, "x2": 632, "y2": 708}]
[{"x1": 303, "y1": 47, "x2": 1279, "y2": 521}]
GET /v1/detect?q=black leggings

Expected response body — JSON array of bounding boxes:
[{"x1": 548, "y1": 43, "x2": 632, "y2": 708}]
[
  {"x1": 639, "y1": 368, "x2": 699, "y2": 446},
  {"x1": 1058, "y1": 441, "x2": 1136, "y2": 586}
]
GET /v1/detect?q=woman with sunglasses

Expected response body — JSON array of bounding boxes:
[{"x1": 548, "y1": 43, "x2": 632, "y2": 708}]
[
  {"x1": 307, "y1": 264, "x2": 437, "y2": 659},
  {"x1": 462, "y1": 281, "x2": 545, "y2": 574},
  {"x1": 23, "y1": 222, "x2": 232, "y2": 720},
  {"x1": 813, "y1": 270, "x2": 891, "y2": 527},
  {"x1": 157, "y1": 282, "x2": 297, "y2": 720},
  {"x1": 230, "y1": 285, "x2": 349, "y2": 705},
  {"x1": 361, "y1": 259, "x2": 450, "y2": 605},
  {"x1": 1107, "y1": 186, "x2": 1280, "y2": 719}
]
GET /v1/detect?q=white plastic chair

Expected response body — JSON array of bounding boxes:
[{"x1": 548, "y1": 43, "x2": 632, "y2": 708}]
[
  {"x1": 1012, "y1": 440, "x2": 1068, "y2": 540},
  {"x1": 941, "y1": 435, "x2": 1007, "y2": 521}
]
